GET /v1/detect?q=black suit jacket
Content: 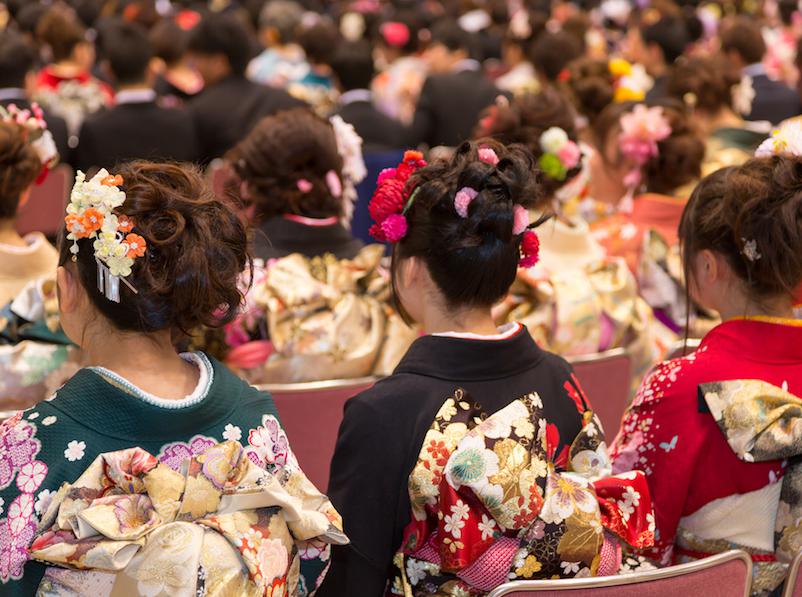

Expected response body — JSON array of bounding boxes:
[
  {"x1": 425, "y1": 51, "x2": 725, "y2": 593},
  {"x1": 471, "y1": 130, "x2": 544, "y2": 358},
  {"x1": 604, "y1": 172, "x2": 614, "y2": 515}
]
[
  {"x1": 189, "y1": 75, "x2": 305, "y2": 164},
  {"x1": 333, "y1": 100, "x2": 407, "y2": 153},
  {"x1": 73, "y1": 100, "x2": 198, "y2": 171},
  {"x1": 0, "y1": 96, "x2": 69, "y2": 166},
  {"x1": 746, "y1": 74, "x2": 802, "y2": 125},
  {"x1": 409, "y1": 68, "x2": 501, "y2": 148}
]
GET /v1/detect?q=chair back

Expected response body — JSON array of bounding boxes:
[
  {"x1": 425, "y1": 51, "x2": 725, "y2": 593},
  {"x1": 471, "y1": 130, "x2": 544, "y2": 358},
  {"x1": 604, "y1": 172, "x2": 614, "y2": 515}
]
[
  {"x1": 665, "y1": 338, "x2": 702, "y2": 361},
  {"x1": 258, "y1": 377, "x2": 377, "y2": 491},
  {"x1": 783, "y1": 551, "x2": 802, "y2": 597},
  {"x1": 352, "y1": 149, "x2": 405, "y2": 245},
  {"x1": 487, "y1": 550, "x2": 752, "y2": 597},
  {"x1": 568, "y1": 349, "x2": 632, "y2": 443},
  {"x1": 15, "y1": 164, "x2": 72, "y2": 237}
]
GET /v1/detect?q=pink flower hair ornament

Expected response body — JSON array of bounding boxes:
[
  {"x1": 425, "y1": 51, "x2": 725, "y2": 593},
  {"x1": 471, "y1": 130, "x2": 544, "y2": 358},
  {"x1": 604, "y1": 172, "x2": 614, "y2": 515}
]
[
  {"x1": 368, "y1": 150, "x2": 427, "y2": 243},
  {"x1": 618, "y1": 105, "x2": 671, "y2": 189},
  {"x1": 454, "y1": 187, "x2": 479, "y2": 218},
  {"x1": 478, "y1": 146, "x2": 500, "y2": 166}
]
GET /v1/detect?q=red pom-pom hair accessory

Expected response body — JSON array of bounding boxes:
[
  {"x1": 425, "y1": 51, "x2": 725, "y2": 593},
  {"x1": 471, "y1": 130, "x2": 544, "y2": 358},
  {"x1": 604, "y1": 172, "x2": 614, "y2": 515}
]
[
  {"x1": 516, "y1": 208, "x2": 550, "y2": 269},
  {"x1": 368, "y1": 150, "x2": 427, "y2": 243}
]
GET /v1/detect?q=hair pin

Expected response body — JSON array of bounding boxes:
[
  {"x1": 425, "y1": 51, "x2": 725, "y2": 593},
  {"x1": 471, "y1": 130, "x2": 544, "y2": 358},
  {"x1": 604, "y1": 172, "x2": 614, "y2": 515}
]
[{"x1": 742, "y1": 238, "x2": 761, "y2": 262}]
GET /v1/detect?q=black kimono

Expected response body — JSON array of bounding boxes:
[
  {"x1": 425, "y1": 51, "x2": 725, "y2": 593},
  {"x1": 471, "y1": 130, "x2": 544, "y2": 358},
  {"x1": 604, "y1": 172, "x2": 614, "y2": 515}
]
[{"x1": 319, "y1": 326, "x2": 588, "y2": 596}]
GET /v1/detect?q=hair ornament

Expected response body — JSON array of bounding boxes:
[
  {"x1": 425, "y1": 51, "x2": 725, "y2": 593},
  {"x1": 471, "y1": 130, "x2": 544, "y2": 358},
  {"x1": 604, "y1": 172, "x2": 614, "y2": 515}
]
[
  {"x1": 329, "y1": 115, "x2": 367, "y2": 222},
  {"x1": 512, "y1": 205, "x2": 530, "y2": 235},
  {"x1": 538, "y1": 127, "x2": 581, "y2": 182},
  {"x1": 478, "y1": 147, "x2": 499, "y2": 166},
  {"x1": 368, "y1": 150, "x2": 427, "y2": 243},
  {"x1": 0, "y1": 102, "x2": 59, "y2": 183},
  {"x1": 618, "y1": 104, "x2": 672, "y2": 189},
  {"x1": 755, "y1": 120, "x2": 802, "y2": 158},
  {"x1": 65, "y1": 169, "x2": 146, "y2": 302},
  {"x1": 454, "y1": 187, "x2": 479, "y2": 218},
  {"x1": 380, "y1": 21, "x2": 410, "y2": 48},
  {"x1": 519, "y1": 230, "x2": 540, "y2": 268},
  {"x1": 609, "y1": 59, "x2": 652, "y2": 103},
  {"x1": 325, "y1": 170, "x2": 342, "y2": 198},
  {"x1": 297, "y1": 179, "x2": 313, "y2": 193},
  {"x1": 741, "y1": 238, "x2": 762, "y2": 263}
]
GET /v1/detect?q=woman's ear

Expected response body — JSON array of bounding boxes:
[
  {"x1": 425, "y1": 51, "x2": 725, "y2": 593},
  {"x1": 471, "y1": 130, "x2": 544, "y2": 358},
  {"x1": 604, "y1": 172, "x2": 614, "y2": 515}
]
[
  {"x1": 56, "y1": 265, "x2": 77, "y2": 314},
  {"x1": 697, "y1": 249, "x2": 719, "y2": 285}
]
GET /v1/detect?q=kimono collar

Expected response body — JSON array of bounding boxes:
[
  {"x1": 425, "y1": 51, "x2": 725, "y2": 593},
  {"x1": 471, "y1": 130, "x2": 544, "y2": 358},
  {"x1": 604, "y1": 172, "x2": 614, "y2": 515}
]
[
  {"x1": 394, "y1": 323, "x2": 545, "y2": 382},
  {"x1": 43, "y1": 355, "x2": 254, "y2": 442},
  {"x1": 701, "y1": 317, "x2": 802, "y2": 364}
]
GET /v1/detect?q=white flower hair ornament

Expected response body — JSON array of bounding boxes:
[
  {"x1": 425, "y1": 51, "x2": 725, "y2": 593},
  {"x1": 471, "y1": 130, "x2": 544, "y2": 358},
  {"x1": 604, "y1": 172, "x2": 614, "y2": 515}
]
[
  {"x1": 755, "y1": 120, "x2": 802, "y2": 159},
  {"x1": 329, "y1": 115, "x2": 367, "y2": 224},
  {"x1": 65, "y1": 170, "x2": 147, "y2": 303},
  {"x1": 0, "y1": 102, "x2": 59, "y2": 183}
]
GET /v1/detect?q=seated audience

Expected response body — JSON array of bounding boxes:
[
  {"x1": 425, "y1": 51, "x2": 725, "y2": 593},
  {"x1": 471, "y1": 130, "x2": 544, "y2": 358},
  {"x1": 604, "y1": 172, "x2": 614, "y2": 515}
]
[
  {"x1": 720, "y1": 16, "x2": 802, "y2": 124},
  {"x1": 625, "y1": 15, "x2": 691, "y2": 102},
  {"x1": 226, "y1": 107, "x2": 365, "y2": 261},
  {"x1": 74, "y1": 20, "x2": 198, "y2": 172},
  {"x1": 0, "y1": 32, "x2": 68, "y2": 162},
  {"x1": 33, "y1": 5, "x2": 113, "y2": 144},
  {"x1": 149, "y1": 18, "x2": 204, "y2": 106},
  {"x1": 611, "y1": 148, "x2": 802, "y2": 594},
  {"x1": 409, "y1": 19, "x2": 501, "y2": 148},
  {"x1": 589, "y1": 100, "x2": 705, "y2": 273},
  {"x1": 666, "y1": 55, "x2": 765, "y2": 176},
  {"x1": 187, "y1": 12, "x2": 304, "y2": 164},
  {"x1": 494, "y1": 10, "x2": 544, "y2": 96},
  {"x1": 247, "y1": 0, "x2": 307, "y2": 88},
  {"x1": 290, "y1": 19, "x2": 340, "y2": 114},
  {"x1": 0, "y1": 162, "x2": 342, "y2": 594},
  {"x1": 321, "y1": 142, "x2": 655, "y2": 596},
  {"x1": 0, "y1": 119, "x2": 58, "y2": 306},
  {"x1": 330, "y1": 40, "x2": 407, "y2": 152}
]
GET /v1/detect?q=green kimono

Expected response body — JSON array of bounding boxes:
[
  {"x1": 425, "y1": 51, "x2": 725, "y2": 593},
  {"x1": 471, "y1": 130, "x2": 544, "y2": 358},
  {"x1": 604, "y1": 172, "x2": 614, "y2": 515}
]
[{"x1": 0, "y1": 352, "x2": 333, "y2": 595}]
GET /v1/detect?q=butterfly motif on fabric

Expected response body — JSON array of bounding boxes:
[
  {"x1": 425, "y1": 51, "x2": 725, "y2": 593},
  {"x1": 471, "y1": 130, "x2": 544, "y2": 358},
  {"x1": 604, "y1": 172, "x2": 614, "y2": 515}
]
[{"x1": 659, "y1": 435, "x2": 678, "y2": 453}]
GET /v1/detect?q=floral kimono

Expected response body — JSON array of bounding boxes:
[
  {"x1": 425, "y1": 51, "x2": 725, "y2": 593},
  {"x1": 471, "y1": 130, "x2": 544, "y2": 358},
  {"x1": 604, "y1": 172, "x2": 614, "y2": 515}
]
[
  {"x1": 27, "y1": 439, "x2": 347, "y2": 596},
  {"x1": 0, "y1": 352, "x2": 339, "y2": 596},
  {"x1": 196, "y1": 245, "x2": 416, "y2": 384},
  {"x1": 0, "y1": 277, "x2": 79, "y2": 412},
  {"x1": 611, "y1": 318, "x2": 802, "y2": 595},
  {"x1": 391, "y1": 389, "x2": 655, "y2": 596}
]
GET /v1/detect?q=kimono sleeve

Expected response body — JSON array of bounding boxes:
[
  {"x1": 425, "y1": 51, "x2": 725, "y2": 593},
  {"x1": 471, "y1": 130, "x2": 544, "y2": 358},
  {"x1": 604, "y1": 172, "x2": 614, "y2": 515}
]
[{"x1": 610, "y1": 360, "x2": 703, "y2": 565}]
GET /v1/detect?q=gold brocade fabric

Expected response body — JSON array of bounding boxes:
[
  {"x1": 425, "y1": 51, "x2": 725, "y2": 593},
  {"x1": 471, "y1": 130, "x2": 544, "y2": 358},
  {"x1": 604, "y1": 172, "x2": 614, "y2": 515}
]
[
  {"x1": 245, "y1": 246, "x2": 416, "y2": 384},
  {"x1": 31, "y1": 441, "x2": 347, "y2": 596}
]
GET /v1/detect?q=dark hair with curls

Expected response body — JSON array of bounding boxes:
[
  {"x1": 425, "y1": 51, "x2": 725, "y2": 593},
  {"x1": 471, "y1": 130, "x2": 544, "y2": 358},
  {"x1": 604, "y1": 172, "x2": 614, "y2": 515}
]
[
  {"x1": 475, "y1": 90, "x2": 581, "y2": 198},
  {"x1": 226, "y1": 108, "x2": 344, "y2": 221},
  {"x1": 561, "y1": 57, "x2": 615, "y2": 123},
  {"x1": 679, "y1": 157, "x2": 802, "y2": 307},
  {"x1": 392, "y1": 140, "x2": 544, "y2": 321},
  {"x1": 36, "y1": 6, "x2": 87, "y2": 63},
  {"x1": 594, "y1": 100, "x2": 704, "y2": 195},
  {"x1": 666, "y1": 56, "x2": 741, "y2": 114},
  {"x1": 0, "y1": 122, "x2": 42, "y2": 220},
  {"x1": 57, "y1": 162, "x2": 251, "y2": 336}
]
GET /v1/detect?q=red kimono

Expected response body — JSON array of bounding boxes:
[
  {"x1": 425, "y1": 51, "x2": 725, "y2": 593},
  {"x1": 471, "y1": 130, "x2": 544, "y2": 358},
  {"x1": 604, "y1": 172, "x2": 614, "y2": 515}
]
[{"x1": 610, "y1": 317, "x2": 802, "y2": 584}]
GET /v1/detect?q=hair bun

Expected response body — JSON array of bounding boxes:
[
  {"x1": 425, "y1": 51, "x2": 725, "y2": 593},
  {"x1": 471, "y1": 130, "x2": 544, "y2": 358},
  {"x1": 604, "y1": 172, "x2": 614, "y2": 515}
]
[{"x1": 0, "y1": 122, "x2": 42, "y2": 219}]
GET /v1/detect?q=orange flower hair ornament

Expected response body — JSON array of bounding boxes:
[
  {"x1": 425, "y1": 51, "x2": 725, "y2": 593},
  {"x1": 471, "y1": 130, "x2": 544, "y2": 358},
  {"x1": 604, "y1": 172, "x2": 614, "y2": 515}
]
[{"x1": 65, "y1": 169, "x2": 147, "y2": 302}]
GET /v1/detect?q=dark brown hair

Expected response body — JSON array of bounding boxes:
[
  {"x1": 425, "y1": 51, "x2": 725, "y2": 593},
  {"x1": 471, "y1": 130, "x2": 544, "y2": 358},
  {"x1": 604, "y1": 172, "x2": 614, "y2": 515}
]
[
  {"x1": 226, "y1": 108, "x2": 344, "y2": 221},
  {"x1": 0, "y1": 122, "x2": 42, "y2": 219},
  {"x1": 475, "y1": 89, "x2": 581, "y2": 197},
  {"x1": 530, "y1": 31, "x2": 583, "y2": 82},
  {"x1": 57, "y1": 162, "x2": 251, "y2": 335},
  {"x1": 720, "y1": 16, "x2": 766, "y2": 65},
  {"x1": 561, "y1": 57, "x2": 615, "y2": 124},
  {"x1": 679, "y1": 157, "x2": 802, "y2": 306},
  {"x1": 594, "y1": 100, "x2": 704, "y2": 195},
  {"x1": 392, "y1": 140, "x2": 544, "y2": 321},
  {"x1": 36, "y1": 6, "x2": 86, "y2": 63},
  {"x1": 666, "y1": 55, "x2": 741, "y2": 114}
]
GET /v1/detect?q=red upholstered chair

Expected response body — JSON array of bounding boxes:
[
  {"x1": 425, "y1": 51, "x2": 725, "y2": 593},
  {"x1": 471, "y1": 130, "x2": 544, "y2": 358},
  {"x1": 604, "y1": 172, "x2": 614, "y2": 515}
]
[
  {"x1": 486, "y1": 550, "x2": 753, "y2": 597},
  {"x1": 15, "y1": 164, "x2": 72, "y2": 237},
  {"x1": 783, "y1": 552, "x2": 802, "y2": 597},
  {"x1": 568, "y1": 349, "x2": 632, "y2": 443},
  {"x1": 258, "y1": 377, "x2": 377, "y2": 491}
]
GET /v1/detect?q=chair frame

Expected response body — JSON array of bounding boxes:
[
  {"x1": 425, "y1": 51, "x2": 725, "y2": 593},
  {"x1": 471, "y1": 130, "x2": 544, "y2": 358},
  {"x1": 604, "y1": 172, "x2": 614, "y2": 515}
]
[
  {"x1": 486, "y1": 550, "x2": 753, "y2": 597},
  {"x1": 666, "y1": 338, "x2": 703, "y2": 361},
  {"x1": 567, "y1": 347, "x2": 630, "y2": 366},
  {"x1": 256, "y1": 376, "x2": 379, "y2": 395},
  {"x1": 783, "y1": 551, "x2": 802, "y2": 597}
]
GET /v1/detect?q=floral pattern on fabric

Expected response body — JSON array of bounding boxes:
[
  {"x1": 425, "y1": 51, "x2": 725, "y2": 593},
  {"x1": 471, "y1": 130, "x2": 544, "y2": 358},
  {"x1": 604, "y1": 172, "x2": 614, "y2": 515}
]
[
  {"x1": 156, "y1": 434, "x2": 216, "y2": 471},
  {"x1": 28, "y1": 440, "x2": 347, "y2": 596},
  {"x1": 245, "y1": 414, "x2": 294, "y2": 473},
  {"x1": 392, "y1": 389, "x2": 654, "y2": 596},
  {"x1": 0, "y1": 413, "x2": 41, "y2": 490}
]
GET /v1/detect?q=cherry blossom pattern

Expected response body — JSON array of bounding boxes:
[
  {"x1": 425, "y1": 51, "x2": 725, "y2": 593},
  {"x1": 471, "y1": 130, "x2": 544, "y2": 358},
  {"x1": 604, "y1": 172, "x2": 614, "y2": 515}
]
[
  {"x1": 157, "y1": 435, "x2": 216, "y2": 472},
  {"x1": 222, "y1": 424, "x2": 242, "y2": 442},
  {"x1": 246, "y1": 415, "x2": 293, "y2": 471},
  {"x1": 0, "y1": 494, "x2": 37, "y2": 581},
  {"x1": 16, "y1": 461, "x2": 47, "y2": 493},
  {"x1": 64, "y1": 440, "x2": 86, "y2": 462},
  {"x1": 0, "y1": 416, "x2": 42, "y2": 490}
]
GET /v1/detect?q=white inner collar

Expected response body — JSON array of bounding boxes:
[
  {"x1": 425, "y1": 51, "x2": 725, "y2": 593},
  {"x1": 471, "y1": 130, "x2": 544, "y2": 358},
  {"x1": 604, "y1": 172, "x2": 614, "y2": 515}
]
[{"x1": 433, "y1": 322, "x2": 522, "y2": 341}]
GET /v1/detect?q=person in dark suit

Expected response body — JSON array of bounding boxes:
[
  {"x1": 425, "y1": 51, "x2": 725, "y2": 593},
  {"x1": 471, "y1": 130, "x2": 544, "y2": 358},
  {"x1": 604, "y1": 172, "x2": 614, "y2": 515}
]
[
  {"x1": 187, "y1": 12, "x2": 305, "y2": 164},
  {"x1": 0, "y1": 31, "x2": 69, "y2": 163},
  {"x1": 625, "y1": 15, "x2": 691, "y2": 102},
  {"x1": 409, "y1": 19, "x2": 501, "y2": 148},
  {"x1": 329, "y1": 40, "x2": 406, "y2": 153},
  {"x1": 721, "y1": 16, "x2": 802, "y2": 125},
  {"x1": 73, "y1": 21, "x2": 198, "y2": 172}
]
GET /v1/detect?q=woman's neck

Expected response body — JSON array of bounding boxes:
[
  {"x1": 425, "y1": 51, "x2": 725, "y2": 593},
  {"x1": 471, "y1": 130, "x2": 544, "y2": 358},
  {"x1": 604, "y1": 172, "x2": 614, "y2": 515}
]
[
  {"x1": 82, "y1": 328, "x2": 199, "y2": 400},
  {"x1": 422, "y1": 306, "x2": 499, "y2": 336},
  {"x1": 0, "y1": 221, "x2": 26, "y2": 247},
  {"x1": 717, "y1": 295, "x2": 796, "y2": 323}
]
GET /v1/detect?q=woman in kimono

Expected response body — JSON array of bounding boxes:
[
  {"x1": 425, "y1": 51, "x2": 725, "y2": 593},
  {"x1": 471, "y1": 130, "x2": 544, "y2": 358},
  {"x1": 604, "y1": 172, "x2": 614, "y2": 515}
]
[
  {"x1": 0, "y1": 162, "x2": 343, "y2": 596},
  {"x1": 320, "y1": 142, "x2": 655, "y2": 597},
  {"x1": 611, "y1": 144, "x2": 802, "y2": 595}
]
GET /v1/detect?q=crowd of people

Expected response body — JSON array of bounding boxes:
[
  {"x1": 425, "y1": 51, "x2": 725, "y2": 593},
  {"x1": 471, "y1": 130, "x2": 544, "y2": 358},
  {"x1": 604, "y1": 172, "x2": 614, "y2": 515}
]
[{"x1": 0, "y1": 0, "x2": 802, "y2": 596}]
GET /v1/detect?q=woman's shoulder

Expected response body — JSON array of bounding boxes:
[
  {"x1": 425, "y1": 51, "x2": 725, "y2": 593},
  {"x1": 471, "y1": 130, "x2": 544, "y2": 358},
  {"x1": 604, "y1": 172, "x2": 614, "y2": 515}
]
[{"x1": 631, "y1": 348, "x2": 711, "y2": 409}]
